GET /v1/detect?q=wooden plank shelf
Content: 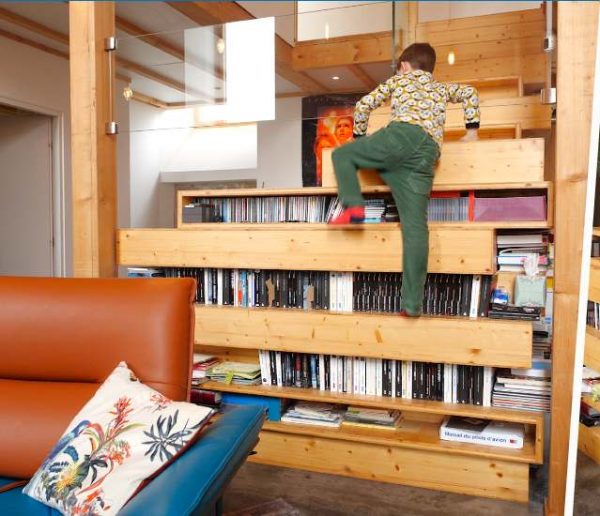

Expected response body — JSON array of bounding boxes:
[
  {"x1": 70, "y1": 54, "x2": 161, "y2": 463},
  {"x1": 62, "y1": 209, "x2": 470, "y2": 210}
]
[
  {"x1": 590, "y1": 258, "x2": 600, "y2": 304},
  {"x1": 253, "y1": 420, "x2": 530, "y2": 502},
  {"x1": 578, "y1": 423, "x2": 600, "y2": 465},
  {"x1": 202, "y1": 380, "x2": 543, "y2": 463},
  {"x1": 585, "y1": 326, "x2": 600, "y2": 372},
  {"x1": 322, "y1": 138, "x2": 546, "y2": 188},
  {"x1": 179, "y1": 181, "x2": 552, "y2": 200},
  {"x1": 259, "y1": 416, "x2": 538, "y2": 464},
  {"x1": 194, "y1": 305, "x2": 532, "y2": 368},
  {"x1": 118, "y1": 225, "x2": 496, "y2": 274},
  {"x1": 593, "y1": 228, "x2": 600, "y2": 237}
]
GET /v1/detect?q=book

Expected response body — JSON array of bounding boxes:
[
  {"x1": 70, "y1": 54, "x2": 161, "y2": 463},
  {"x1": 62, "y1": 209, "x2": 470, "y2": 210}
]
[{"x1": 440, "y1": 416, "x2": 524, "y2": 449}]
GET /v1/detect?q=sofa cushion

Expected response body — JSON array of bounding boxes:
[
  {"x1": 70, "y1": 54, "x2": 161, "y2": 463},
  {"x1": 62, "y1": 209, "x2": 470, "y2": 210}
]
[
  {"x1": 0, "y1": 405, "x2": 265, "y2": 516},
  {"x1": 23, "y1": 362, "x2": 214, "y2": 516},
  {"x1": 0, "y1": 276, "x2": 196, "y2": 478}
]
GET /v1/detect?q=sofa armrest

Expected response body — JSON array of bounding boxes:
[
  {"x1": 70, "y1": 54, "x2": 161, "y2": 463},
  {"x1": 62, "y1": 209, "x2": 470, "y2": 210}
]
[{"x1": 120, "y1": 405, "x2": 265, "y2": 516}]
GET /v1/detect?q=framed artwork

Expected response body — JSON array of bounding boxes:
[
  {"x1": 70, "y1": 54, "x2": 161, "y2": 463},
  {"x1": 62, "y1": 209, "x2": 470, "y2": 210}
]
[{"x1": 302, "y1": 93, "x2": 365, "y2": 186}]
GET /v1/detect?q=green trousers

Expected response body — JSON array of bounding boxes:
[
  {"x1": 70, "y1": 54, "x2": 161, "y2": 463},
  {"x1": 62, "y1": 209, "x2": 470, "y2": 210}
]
[{"x1": 331, "y1": 122, "x2": 439, "y2": 315}]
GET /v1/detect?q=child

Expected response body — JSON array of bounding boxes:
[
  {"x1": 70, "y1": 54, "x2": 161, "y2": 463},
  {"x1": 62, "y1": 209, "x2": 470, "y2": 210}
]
[{"x1": 329, "y1": 43, "x2": 480, "y2": 317}]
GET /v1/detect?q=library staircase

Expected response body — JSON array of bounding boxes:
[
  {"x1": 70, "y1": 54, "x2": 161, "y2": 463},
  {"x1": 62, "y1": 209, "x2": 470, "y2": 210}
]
[
  {"x1": 118, "y1": 75, "x2": 553, "y2": 504},
  {"x1": 578, "y1": 228, "x2": 600, "y2": 463}
]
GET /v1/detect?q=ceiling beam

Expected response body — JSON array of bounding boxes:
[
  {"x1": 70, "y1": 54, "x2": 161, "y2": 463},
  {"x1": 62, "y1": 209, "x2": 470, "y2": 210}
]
[
  {"x1": 0, "y1": 6, "x2": 69, "y2": 44},
  {"x1": 167, "y1": 1, "x2": 327, "y2": 93},
  {"x1": 0, "y1": 26, "x2": 131, "y2": 84},
  {"x1": 348, "y1": 64, "x2": 377, "y2": 90},
  {"x1": 0, "y1": 7, "x2": 184, "y2": 94},
  {"x1": 115, "y1": 16, "x2": 184, "y2": 61},
  {"x1": 293, "y1": 31, "x2": 393, "y2": 71}
]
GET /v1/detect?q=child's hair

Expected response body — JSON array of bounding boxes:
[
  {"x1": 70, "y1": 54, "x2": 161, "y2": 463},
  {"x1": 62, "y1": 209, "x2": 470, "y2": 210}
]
[{"x1": 398, "y1": 43, "x2": 436, "y2": 73}]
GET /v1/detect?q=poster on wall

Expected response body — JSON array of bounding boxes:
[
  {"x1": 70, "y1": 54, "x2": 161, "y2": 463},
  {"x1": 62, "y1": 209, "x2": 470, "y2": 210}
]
[{"x1": 301, "y1": 93, "x2": 365, "y2": 187}]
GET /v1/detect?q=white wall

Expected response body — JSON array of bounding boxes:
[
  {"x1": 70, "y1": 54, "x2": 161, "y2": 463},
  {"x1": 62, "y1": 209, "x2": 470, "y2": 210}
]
[
  {"x1": 130, "y1": 97, "x2": 302, "y2": 228},
  {"x1": 418, "y1": 1, "x2": 542, "y2": 23},
  {"x1": 0, "y1": 37, "x2": 71, "y2": 275},
  {"x1": 0, "y1": 36, "x2": 130, "y2": 276}
]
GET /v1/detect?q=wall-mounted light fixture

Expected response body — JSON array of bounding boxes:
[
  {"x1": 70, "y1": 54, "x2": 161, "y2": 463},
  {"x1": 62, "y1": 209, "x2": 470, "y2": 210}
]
[
  {"x1": 447, "y1": 50, "x2": 456, "y2": 66},
  {"x1": 123, "y1": 87, "x2": 133, "y2": 101}
]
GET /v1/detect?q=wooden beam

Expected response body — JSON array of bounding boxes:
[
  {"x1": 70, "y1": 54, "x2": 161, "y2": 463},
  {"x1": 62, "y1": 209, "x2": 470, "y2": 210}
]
[
  {"x1": 69, "y1": 2, "x2": 117, "y2": 277},
  {"x1": 167, "y1": 1, "x2": 327, "y2": 93},
  {"x1": 405, "y1": 1, "x2": 418, "y2": 47},
  {"x1": 115, "y1": 16, "x2": 184, "y2": 61},
  {"x1": 0, "y1": 6, "x2": 69, "y2": 45},
  {"x1": 348, "y1": 64, "x2": 377, "y2": 90},
  {"x1": 0, "y1": 27, "x2": 67, "y2": 59},
  {"x1": 293, "y1": 31, "x2": 393, "y2": 70},
  {"x1": 131, "y1": 91, "x2": 169, "y2": 109},
  {"x1": 546, "y1": 3, "x2": 599, "y2": 515}
]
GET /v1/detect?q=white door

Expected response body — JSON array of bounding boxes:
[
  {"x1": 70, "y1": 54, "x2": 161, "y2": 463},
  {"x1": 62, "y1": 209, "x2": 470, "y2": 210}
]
[{"x1": 0, "y1": 114, "x2": 54, "y2": 276}]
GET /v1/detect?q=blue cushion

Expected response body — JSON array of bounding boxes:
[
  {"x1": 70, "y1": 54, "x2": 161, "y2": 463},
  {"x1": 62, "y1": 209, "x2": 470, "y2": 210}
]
[{"x1": 0, "y1": 405, "x2": 265, "y2": 516}]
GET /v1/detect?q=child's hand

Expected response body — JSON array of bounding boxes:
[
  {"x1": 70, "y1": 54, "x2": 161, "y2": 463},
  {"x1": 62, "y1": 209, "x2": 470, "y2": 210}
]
[{"x1": 459, "y1": 128, "x2": 479, "y2": 142}]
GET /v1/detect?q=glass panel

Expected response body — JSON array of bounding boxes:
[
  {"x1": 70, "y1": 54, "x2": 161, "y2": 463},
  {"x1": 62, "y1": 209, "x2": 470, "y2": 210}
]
[{"x1": 296, "y1": 1, "x2": 394, "y2": 42}]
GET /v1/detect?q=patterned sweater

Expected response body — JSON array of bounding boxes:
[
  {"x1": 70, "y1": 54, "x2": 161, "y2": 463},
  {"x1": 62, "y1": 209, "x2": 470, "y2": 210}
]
[{"x1": 353, "y1": 70, "x2": 480, "y2": 148}]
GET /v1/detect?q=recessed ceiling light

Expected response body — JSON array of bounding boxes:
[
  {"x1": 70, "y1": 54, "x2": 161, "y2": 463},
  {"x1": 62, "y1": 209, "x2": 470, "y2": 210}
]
[{"x1": 332, "y1": 76, "x2": 340, "y2": 80}]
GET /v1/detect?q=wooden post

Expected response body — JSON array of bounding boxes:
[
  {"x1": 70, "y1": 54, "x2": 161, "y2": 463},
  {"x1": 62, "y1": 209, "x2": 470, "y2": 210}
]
[
  {"x1": 546, "y1": 3, "x2": 599, "y2": 515},
  {"x1": 405, "y1": 1, "x2": 418, "y2": 47},
  {"x1": 69, "y1": 2, "x2": 117, "y2": 277}
]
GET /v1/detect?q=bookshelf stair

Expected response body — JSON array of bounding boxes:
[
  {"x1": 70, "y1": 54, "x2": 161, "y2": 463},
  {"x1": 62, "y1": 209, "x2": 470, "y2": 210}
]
[
  {"x1": 119, "y1": 167, "x2": 549, "y2": 502},
  {"x1": 322, "y1": 137, "x2": 545, "y2": 188},
  {"x1": 253, "y1": 420, "x2": 530, "y2": 502},
  {"x1": 118, "y1": 225, "x2": 496, "y2": 274},
  {"x1": 194, "y1": 305, "x2": 533, "y2": 368},
  {"x1": 202, "y1": 380, "x2": 543, "y2": 464},
  {"x1": 580, "y1": 249, "x2": 600, "y2": 464}
]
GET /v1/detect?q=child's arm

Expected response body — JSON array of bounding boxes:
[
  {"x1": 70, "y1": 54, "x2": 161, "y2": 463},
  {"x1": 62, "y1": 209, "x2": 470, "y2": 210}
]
[
  {"x1": 353, "y1": 77, "x2": 396, "y2": 137},
  {"x1": 446, "y1": 84, "x2": 480, "y2": 142}
]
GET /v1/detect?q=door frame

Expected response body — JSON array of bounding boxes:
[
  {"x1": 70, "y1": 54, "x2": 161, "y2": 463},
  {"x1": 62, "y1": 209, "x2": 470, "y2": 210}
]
[{"x1": 0, "y1": 95, "x2": 66, "y2": 277}]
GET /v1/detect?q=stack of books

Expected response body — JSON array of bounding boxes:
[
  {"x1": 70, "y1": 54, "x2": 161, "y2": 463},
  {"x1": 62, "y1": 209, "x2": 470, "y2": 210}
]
[
  {"x1": 192, "y1": 354, "x2": 220, "y2": 387},
  {"x1": 580, "y1": 397, "x2": 600, "y2": 427},
  {"x1": 281, "y1": 402, "x2": 344, "y2": 428},
  {"x1": 492, "y1": 369, "x2": 551, "y2": 412},
  {"x1": 342, "y1": 407, "x2": 402, "y2": 430},
  {"x1": 206, "y1": 361, "x2": 262, "y2": 386},
  {"x1": 582, "y1": 366, "x2": 600, "y2": 397},
  {"x1": 440, "y1": 416, "x2": 525, "y2": 449},
  {"x1": 496, "y1": 232, "x2": 551, "y2": 273}
]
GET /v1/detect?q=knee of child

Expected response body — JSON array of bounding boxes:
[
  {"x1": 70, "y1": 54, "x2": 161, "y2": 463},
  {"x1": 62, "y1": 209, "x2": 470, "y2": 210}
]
[{"x1": 332, "y1": 146, "x2": 347, "y2": 162}]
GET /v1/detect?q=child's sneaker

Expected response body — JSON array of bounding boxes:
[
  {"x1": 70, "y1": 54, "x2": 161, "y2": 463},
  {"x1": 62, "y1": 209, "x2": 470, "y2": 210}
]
[
  {"x1": 328, "y1": 206, "x2": 365, "y2": 225},
  {"x1": 399, "y1": 309, "x2": 421, "y2": 318}
]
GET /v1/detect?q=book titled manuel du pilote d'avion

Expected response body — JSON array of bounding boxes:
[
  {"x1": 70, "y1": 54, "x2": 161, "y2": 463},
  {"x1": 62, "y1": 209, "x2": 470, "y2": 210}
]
[{"x1": 439, "y1": 416, "x2": 524, "y2": 449}]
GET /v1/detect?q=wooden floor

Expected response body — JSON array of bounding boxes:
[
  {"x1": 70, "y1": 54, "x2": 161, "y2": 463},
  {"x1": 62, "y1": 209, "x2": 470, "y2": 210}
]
[{"x1": 223, "y1": 462, "x2": 546, "y2": 516}]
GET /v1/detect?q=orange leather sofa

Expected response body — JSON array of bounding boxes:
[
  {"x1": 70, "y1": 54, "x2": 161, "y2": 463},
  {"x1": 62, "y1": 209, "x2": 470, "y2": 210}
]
[{"x1": 0, "y1": 277, "x2": 264, "y2": 515}]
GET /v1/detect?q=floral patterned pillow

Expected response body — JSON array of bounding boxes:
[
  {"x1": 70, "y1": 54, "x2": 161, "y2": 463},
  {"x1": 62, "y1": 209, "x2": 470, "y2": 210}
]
[{"x1": 23, "y1": 361, "x2": 214, "y2": 516}]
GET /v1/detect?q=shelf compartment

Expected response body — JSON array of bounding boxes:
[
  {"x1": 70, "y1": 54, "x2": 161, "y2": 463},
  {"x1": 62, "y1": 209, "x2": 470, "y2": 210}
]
[
  {"x1": 194, "y1": 305, "x2": 532, "y2": 368},
  {"x1": 590, "y1": 258, "x2": 600, "y2": 304},
  {"x1": 252, "y1": 419, "x2": 530, "y2": 502},
  {"x1": 585, "y1": 327, "x2": 600, "y2": 372},
  {"x1": 201, "y1": 380, "x2": 543, "y2": 463},
  {"x1": 118, "y1": 225, "x2": 495, "y2": 274},
  {"x1": 322, "y1": 138, "x2": 545, "y2": 188}
]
